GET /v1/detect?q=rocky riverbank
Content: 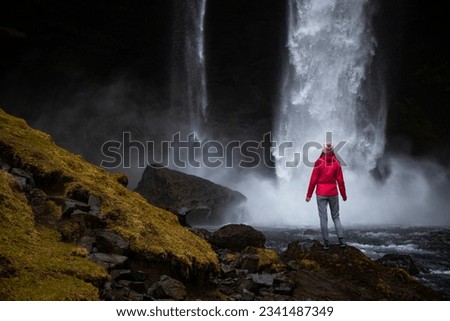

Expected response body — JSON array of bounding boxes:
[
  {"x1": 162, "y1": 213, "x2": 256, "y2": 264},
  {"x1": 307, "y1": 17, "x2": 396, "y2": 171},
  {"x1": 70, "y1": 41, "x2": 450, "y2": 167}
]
[{"x1": 0, "y1": 109, "x2": 443, "y2": 300}]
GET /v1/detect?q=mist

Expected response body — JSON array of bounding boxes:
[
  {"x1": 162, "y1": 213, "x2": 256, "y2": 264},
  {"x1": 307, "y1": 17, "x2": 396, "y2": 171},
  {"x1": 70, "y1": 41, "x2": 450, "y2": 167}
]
[{"x1": 226, "y1": 154, "x2": 450, "y2": 228}]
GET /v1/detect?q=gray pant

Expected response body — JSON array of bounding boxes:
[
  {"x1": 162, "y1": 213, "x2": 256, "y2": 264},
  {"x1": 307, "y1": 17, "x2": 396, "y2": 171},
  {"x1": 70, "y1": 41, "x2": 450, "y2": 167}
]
[{"x1": 317, "y1": 195, "x2": 343, "y2": 242}]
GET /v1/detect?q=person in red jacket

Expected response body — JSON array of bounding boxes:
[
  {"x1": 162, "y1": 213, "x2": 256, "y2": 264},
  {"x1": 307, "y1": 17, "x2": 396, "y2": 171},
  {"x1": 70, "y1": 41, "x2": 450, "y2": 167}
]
[{"x1": 306, "y1": 143, "x2": 347, "y2": 250}]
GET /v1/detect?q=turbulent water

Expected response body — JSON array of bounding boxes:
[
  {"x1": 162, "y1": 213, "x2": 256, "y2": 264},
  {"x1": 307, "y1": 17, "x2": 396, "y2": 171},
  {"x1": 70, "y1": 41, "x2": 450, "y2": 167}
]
[{"x1": 260, "y1": 226, "x2": 450, "y2": 299}]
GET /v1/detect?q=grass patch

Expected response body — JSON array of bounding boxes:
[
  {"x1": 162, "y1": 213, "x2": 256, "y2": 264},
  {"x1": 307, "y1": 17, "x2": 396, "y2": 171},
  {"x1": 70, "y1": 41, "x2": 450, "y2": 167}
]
[
  {"x1": 0, "y1": 109, "x2": 219, "y2": 299},
  {"x1": 0, "y1": 171, "x2": 107, "y2": 300}
]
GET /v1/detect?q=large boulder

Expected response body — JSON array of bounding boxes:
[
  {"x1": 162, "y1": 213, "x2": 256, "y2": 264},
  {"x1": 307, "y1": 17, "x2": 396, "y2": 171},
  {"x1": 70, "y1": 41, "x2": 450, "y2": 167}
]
[
  {"x1": 135, "y1": 165, "x2": 247, "y2": 226},
  {"x1": 281, "y1": 240, "x2": 442, "y2": 300},
  {"x1": 376, "y1": 254, "x2": 421, "y2": 276},
  {"x1": 209, "y1": 224, "x2": 266, "y2": 252}
]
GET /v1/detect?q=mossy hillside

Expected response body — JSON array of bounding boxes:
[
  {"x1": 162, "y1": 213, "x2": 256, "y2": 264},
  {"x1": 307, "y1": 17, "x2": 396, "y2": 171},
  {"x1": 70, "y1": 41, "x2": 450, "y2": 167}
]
[
  {"x1": 0, "y1": 109, "x2": 219, "y2": 278},
  {"x1": 0, "y1": 170, "x2": 108, "y2": 300}
]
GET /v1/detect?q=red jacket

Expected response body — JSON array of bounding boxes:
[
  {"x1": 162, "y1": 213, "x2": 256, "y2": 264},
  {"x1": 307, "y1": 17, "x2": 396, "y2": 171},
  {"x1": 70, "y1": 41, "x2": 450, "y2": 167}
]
[{"x1": 306, "y1": 152, "x2": 347, "y2": 200}]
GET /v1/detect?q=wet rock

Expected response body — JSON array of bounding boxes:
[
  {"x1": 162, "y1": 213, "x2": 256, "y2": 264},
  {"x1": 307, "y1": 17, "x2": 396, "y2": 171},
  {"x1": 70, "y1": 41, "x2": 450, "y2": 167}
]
[
  {"x1": 283, "y1": 239, "x2": 320, "y2": 261},
  {"x1": 12, "y1": 175, "x2": 27, "y2": 189},
  {"x1": 78, "y1": 236, "x2": 96, "y2": 253},
  {"x1": 89, "y1": 253, "x2": 128, "y2": 270},
  {"x1": 61, "y1": 199, "x2": 91, "y2": 217},
  {"x1": 286, "y1": 260, "x2": 300, "y2": 271},
  {"x1": 109, "y1": 286, "x2": 131, "y2": 300},
  {"x1": 236, "y1": 278, "x2": 256, "y2": 293},
  {"x1": 210, "y1": 224, "x2": 266, "y2": 251},
  {"x1": 240, "y1": 246, "x2": 284, "y2": 273},
  {"x1": 96, "y1": 230, "x2": 129, "y2": 255},
  {"x1": 249, "y1": 273, "x2": 277, "y2": 287},
  {"x1": 176, "y1": 207, "x2": 191, "y2": 227},
  {"x1": 242, "y1": 289, "x2": 255, "y2": 300},
  {"x1": 111, "y1": 269, "x2": 148, "y2": 282},
  {"x1": 273, "y1": 274, "x2": 294, "y2": 295},
  {"x1": 88, "y1": 194, "x2": 101, "y2": 208},
  {"x1": 376, "y1": 254, "x2": 421, "y2": 276},
  {"x1": 149, "y1": 275, "x2": 187, "y2": 300},
  {"x1": 10, "y1": 168, "x2": 35, "y2": 187},
  {"x1": 239, "y1": 254, "x2": 260, "y2": 273},
  {"x1": 281, "y1": 240, "x2": 442, "y2": 300},
  {"x1": 188, "y1": 227, "x2": 213, "y2": 242},
  {"x1": 71, "y1": 210, "x2": 106, "y2": 230},
  {"x1": 135, "y1": 165, "x2": 247, "y2": 225},
  {"x1": 218, "y1": 249, "x2": 240, "y2": 266},
  {"x1": 220, "y1": 263, "x2": 237, "y2": 278},
  {"x1": 118, "y1": 280, "x2": 147, "y2": 294}
]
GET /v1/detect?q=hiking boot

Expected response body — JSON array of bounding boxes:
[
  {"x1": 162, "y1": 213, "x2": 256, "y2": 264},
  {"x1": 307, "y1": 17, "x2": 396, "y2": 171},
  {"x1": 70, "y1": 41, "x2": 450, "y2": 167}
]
[
  {"x1": 338, "y1": 237, "x2": 346, "y2": 248},
  {"x1": 323, "y1": 240, "x2": 330, "y2": 250}
]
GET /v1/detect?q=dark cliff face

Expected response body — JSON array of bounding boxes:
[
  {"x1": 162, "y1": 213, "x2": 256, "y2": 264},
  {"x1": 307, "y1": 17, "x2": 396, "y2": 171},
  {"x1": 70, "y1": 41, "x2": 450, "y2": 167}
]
[{"x1": 0, "y1": 0, "x2": 448, "y2": 165}]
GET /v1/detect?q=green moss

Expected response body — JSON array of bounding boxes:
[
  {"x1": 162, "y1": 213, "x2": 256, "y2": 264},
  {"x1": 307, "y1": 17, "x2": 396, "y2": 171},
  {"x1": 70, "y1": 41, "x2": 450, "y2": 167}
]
[
  {"x1": 0, "y1": 109, "x2": 219, "y2": 287},
  {"x1": 0, "y1": 171, "x2": 107, "y2": 300},
  {"x1": 242, "y1": 246, "x2": 285, "y2": 272},
  {"x1": 299, "y1": 259, "x2": 321, "y2": 271}
]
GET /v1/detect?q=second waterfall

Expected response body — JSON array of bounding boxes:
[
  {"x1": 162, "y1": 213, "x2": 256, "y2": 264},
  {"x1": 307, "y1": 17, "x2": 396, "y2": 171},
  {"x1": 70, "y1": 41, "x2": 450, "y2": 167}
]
[{"x1": 171, "y1": 0, "x2": 208, "y2": 135}]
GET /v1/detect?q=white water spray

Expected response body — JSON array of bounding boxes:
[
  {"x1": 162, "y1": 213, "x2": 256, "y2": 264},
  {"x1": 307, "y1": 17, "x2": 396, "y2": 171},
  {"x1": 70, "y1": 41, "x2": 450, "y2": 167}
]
[
  {"x1": 172, "y1": 0, "x2": 450, "y2": 227},
  {"x1": 233, "y1": 0, "x2": 449, "y2": 227},
  {"x1": 275, "y1": 0, "x2": 385, "y2": 182}
]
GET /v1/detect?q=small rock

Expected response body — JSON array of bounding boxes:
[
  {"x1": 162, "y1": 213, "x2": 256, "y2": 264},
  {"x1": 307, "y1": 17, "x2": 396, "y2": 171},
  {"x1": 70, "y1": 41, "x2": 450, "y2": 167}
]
[
  {"x1": 78, "y1": 236, "x2": 96, "y2": 253},
  {"x1": 88, "y1": 194, "x2": 101, "y2": 214},
  {"x1": 242, "y1": 289, "x2": 255, "y2": 301},
  {"x1": 376, "y1": 254, "x2": 421, "y2": 276},
  {"x1": 188, "y1": 227, "x2": 213, "y2": 242},
  {"x1": 230, "y1": 293, "x2": 242, "y2": 301},
  {"x1": 61, "y1": 199, "x2": 91, "y2": 217},
  {"x1": 249, "y1": 273, "x2": 276, "y2": 287},
  {"x1": 12, "y1": 175, "x2": 27, "y2": 189},
  {"x1": 240, "y1": 254, "x2": 260, "y2": 273},
  {"x1": 10, "y1": 168, "x2": 35, "y2": 186},
  {"x1": 113, "y1": 270, "x2": 148, "y2": 282},
  {"x1": 221, "y1": 263, "x2": 237, "y2": 278},
  {"x1": 210, "y1": 224, "x2": 266, "y2": 252},
  {"x1": 176, "y1": 207, "x2": 191, "y2": 227},
  {"x1": 96, "y1": 230, "x2": 129, "y2": 255},
  {"x1": 283, "y1": 239, "x2": 320, "y2": 261},
  {"x1": 118, "y1": 280, "x2": 147, "y2": 294},
  {"x1": 71, "y1": 210, "x2": 106, "y2": 230},
  {"x1": 150, "y1": 275, "x2": 187, "y2": 300},
  {"x1": 88, "y1": 194, "x2": 101, "y2": 208},
  {"x1": 236, "y1": 278, "x2": 257, "y2": 293},
  {"x1": 88, "y1": 253, "x2": 128, "y2": 270}
]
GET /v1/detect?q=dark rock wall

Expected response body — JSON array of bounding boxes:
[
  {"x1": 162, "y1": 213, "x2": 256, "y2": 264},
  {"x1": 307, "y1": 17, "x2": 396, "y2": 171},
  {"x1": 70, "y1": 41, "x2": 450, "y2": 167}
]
[{"x1": 0, "y1": 0, "x2": 448, "y2": 165}]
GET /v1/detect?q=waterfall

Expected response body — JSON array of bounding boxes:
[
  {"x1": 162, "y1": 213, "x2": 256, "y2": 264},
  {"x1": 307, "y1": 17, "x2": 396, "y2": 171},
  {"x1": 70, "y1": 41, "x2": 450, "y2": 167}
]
[
  {"x1": 275, "y1": 0, "x2": 386, "y2": 182},
  {"x1": 171, "y1": 0, "x2": 208, "y2": 134}
]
